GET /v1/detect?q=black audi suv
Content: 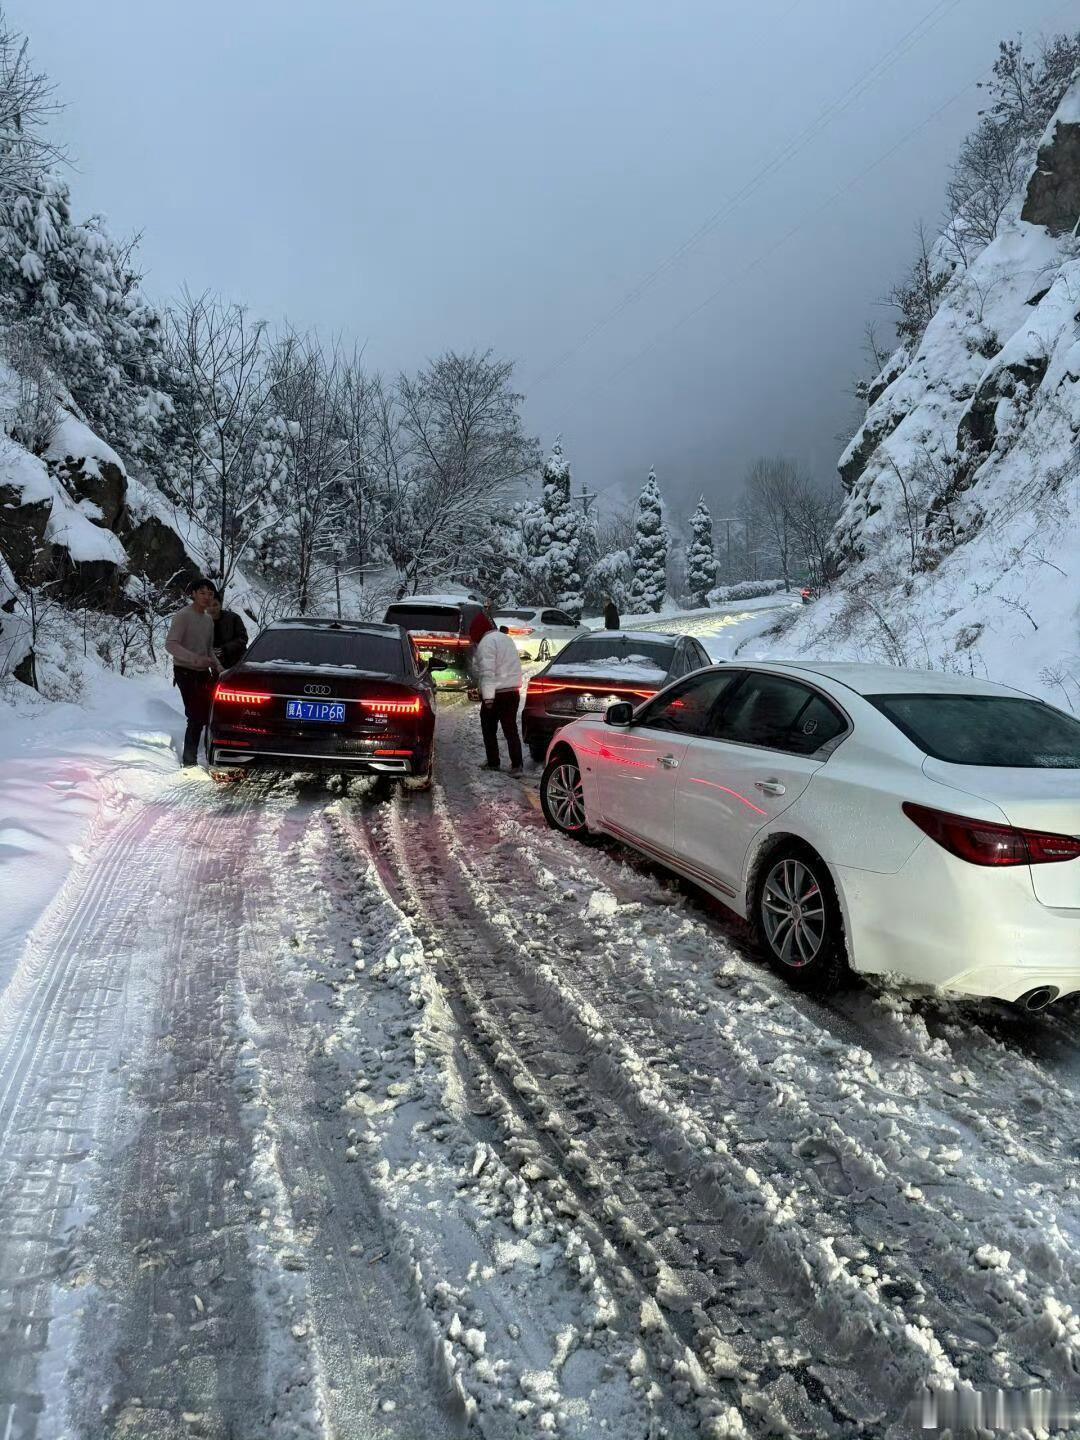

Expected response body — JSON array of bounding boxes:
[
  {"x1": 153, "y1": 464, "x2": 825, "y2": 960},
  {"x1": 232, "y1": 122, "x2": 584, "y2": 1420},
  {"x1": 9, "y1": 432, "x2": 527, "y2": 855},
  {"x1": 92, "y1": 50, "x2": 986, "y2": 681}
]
[{"x1": 207, "y1": 618, "x2": 436, "y2": 785}]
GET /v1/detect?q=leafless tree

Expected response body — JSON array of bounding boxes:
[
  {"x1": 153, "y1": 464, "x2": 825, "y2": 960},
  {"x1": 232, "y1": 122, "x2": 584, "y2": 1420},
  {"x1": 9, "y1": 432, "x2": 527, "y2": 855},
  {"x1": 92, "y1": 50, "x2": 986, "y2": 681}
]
[
  {"x1": 0, "y1": 16, "x2": 65, "y2": 197},
  {"x1": 334, "y1": 345, "x2": 381, "y2": 568},
  {"x1": 386, "y1": 350, "x2": 540, "y2": 595},
  {"x1": 1, "y1": 319, "x2": 55, "y2": 451},
  {"x1": 888, "y1": 222, "x2": 950, "y2": 348},
  {"x1": 943, "y1": 118, "x2": 1025, "y2": 262},
  {"x1": 741, "y1": 456, "x2": 805, "y2": 590},
  {"x1": 787, "y1": 475, "x2": 842, "y2": 585},
  {"x1": 164, "y1": 290, "x2": 283, "y2": 585},
  {"x1": 265, "y1": 331, "x2": 351, "y2": 613}
]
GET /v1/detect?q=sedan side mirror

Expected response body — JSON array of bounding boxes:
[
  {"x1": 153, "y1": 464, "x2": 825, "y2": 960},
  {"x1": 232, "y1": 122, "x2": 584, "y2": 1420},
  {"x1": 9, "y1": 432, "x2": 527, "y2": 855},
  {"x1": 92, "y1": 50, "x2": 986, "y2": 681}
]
[{"x1": 605, "y1": 701, "x2": 634, "y2": 727}]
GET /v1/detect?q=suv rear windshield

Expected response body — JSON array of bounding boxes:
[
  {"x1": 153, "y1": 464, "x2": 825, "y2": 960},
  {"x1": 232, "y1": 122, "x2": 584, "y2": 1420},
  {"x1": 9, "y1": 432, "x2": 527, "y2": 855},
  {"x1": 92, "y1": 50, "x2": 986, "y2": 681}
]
[
  {"x1": 555, "y1": 636, "x2": 673, "y2": 669},
  {"x1": 869, "y1": 694, "x2": 1080, "y2": 768},
  {"x1": 246, "y1": 628, "x2": 404, "y2": 673},
  {"x1": 384, "y1": 604, "x2": 462, "y2": 634}
]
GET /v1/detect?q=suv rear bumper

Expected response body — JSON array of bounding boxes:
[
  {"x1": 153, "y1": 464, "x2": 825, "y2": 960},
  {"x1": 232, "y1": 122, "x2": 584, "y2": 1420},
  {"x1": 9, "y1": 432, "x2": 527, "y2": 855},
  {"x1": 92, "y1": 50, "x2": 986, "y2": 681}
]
[{"x1": 211, "y1": 750, "x2": 417, "y2": 774}]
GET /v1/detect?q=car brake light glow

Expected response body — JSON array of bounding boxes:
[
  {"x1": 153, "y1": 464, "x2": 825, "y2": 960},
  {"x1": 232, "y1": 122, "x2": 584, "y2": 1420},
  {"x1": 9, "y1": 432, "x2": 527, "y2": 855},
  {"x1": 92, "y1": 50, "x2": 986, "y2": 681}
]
[
  {"x1": 373, "y1": 748, "x2": 413, "y2": 757},
  {"x1": 215, "y1": 687, "x2": 271, "y2": 704},
  {"x1": 361, "y1": 698, "x2": 423, "y2": 714},
  {"x1": 507, "y1": 626, "x2": 534, "y2": 636},
  {"x1": 902, "y1": 802, "x2": 1080, "y2": 867},
  {"x1": 527, "y1": 680, "x2": 658, "y2": 701}
]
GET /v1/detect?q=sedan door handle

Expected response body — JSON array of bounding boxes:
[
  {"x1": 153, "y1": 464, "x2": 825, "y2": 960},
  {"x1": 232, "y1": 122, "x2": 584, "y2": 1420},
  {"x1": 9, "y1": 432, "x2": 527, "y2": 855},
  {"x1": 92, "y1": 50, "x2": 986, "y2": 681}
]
[
  {"x1": 755, "y1": 778, "x2": 786, "y2": 796},
  {"x1": 657, "y1": 754, "x2": 679, "y2": 769}
]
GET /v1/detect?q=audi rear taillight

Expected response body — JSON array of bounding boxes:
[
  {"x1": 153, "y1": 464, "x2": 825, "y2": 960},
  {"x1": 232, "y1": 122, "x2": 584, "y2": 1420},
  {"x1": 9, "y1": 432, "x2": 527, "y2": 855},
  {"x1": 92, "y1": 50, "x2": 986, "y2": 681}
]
[
  {"x1": 361, "y1": 698, "x2": 423, "y2": 715},
  {"x1": 215, "y1": 686, "x2": 271, "y2": 705},
  {"x1": 903, "y1": 802, "x2": 1080, "y2": 867}
]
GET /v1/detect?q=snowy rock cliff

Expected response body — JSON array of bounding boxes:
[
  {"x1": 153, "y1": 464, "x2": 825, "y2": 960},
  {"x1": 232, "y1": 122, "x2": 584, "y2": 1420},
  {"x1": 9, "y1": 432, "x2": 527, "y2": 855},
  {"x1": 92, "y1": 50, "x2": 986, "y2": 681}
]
[
  {"x1": 0, "y1": 378, "x2": 202, "y2": 679},
  {"x1": 775, "y1": 76, "x2": 1080, "y2": 706}
]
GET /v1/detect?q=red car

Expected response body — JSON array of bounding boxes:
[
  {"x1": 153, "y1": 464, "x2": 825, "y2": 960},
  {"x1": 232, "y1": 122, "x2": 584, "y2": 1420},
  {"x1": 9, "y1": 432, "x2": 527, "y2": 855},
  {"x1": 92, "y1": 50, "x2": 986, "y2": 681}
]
[
  {"x1": 207, "y1": 618, "x2": 436, "y2": 786},
  {"x1": 521, "y1": 629, "x2": 711, "y2": 763}
]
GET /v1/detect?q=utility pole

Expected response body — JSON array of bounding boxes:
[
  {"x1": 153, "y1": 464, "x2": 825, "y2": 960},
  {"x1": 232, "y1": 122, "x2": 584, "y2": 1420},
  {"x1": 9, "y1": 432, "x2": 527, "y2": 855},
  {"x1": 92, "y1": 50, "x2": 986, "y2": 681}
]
[
  {"x1": 715, "y1": 517, "x2": 738, "y2": 579},
  {"x1": 573, "y1": 483, "x2": 599, "y2": 517}
]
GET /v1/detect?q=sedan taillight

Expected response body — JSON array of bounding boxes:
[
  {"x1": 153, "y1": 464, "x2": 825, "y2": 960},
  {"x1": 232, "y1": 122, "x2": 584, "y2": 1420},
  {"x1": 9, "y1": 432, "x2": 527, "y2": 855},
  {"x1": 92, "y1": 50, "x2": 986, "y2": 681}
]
[
  {"x1": 507, "y1": 626, "x2": 535, "y2": 636},
  {"x1": 903, "y1": 802, "x2": 1080, "y2": 867},
  {"x1": 215, "y1": 686, "x2": 271, "y2": 705}
]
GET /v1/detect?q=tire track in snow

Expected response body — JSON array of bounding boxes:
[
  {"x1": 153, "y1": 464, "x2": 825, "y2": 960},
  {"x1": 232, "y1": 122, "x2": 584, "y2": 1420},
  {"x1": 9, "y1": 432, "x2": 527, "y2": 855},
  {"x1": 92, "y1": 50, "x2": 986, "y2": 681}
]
[
  {"x1": 0, "y1": 780, "x2": 206, "y2": 1440},
  {"x1": 420, "y1": 710, "x2": 1080, "y2": 1410},
  {"x1": 447, "y1": 759, "x2": 1080, "y2": 1395},
  {"x1": 350, "y1": 784, "x2": 939, "y2": 1437},
  {"x1": 79, "y1": 781, "x2": 321, "y2": 1440},
  {"x1": 229, "y1": 785, "x2": 460, "y2": 1439}
]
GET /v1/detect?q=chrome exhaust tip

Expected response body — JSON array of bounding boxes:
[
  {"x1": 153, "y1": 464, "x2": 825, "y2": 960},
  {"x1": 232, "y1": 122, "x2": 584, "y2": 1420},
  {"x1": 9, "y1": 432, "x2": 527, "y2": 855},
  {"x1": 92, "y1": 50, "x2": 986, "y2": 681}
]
[{"x1": 1017, "y1": 985, "x2": 1058, "y2": 1013}]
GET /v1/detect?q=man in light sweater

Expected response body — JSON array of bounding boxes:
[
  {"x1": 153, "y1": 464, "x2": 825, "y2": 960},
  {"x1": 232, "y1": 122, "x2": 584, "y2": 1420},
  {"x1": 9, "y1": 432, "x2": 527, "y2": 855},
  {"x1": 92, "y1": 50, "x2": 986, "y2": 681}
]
[
  {"x1": 166, "y1": 578, "x2": 222, "y2": 767},
  {"x1": 473, "y1": 617, "x2": 524, "y2": 773}
]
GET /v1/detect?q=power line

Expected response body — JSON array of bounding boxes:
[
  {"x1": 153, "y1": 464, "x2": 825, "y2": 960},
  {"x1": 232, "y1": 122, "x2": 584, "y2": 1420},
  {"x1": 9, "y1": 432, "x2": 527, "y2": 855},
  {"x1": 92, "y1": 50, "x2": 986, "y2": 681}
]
[
  {"x1": 561, "y1": 0, "x2": 1077, "y2": 419},
  {"x1": 528, "y1": 0, "x2": 968, "y2": 393}
]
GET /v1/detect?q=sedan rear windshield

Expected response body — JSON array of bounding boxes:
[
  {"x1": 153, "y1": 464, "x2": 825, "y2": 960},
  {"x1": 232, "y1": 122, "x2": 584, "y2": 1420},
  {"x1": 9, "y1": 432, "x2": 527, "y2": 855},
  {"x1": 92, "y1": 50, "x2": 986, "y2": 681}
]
[
  {"x1": 384, "y1": 604, "x2": 462, "y2": 633},
  {"x1": 497, "y1": 609, "x2": 537, "y2": 621},
  {"x1": 555, "y1": 636, "x2": 673, "y2": 669},
  {"x1": 869, "y1": 693, "x2": 1080, "y2": 768},
  {"x1": 246, "y1": 629, "x2": 404, "y2": 673}
]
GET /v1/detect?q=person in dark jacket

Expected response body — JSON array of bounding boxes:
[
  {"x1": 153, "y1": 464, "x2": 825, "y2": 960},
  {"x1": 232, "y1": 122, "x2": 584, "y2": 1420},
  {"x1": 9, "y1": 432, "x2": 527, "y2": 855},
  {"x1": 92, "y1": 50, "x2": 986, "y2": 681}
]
[
  {"x1": 603, "y1": 597, "x2": 620, "y2": 630},
  {"x1": 209, "y1": 596, "x2": 249, "y2": 669},
  {"x1": 166, "y1": 578, "x2": 221, "y2": 766}
]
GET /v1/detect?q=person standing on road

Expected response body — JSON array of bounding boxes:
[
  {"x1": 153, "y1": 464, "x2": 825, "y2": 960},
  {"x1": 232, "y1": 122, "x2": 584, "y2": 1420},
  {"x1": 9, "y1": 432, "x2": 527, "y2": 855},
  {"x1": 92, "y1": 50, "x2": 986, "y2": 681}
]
[
  {"x1": 474, "y1": 618, "x2": 524, "y2": 773},
  {"x1": 166, "y1": 578, "x2": 222, "y2": 767},
  {"x1": 603, "y1": 596, "x2": 620, "y2": 630},
  {"x1": 209, "y1": 594, "x2": 249, "y2": 670}
]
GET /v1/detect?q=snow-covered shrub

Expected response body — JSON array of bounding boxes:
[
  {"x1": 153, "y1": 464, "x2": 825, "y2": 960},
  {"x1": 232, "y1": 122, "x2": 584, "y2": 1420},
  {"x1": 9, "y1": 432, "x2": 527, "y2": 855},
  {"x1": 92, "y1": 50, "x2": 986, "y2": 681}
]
[{"x1": 706, "y1": 578, "x2": 786, "y2": 604}]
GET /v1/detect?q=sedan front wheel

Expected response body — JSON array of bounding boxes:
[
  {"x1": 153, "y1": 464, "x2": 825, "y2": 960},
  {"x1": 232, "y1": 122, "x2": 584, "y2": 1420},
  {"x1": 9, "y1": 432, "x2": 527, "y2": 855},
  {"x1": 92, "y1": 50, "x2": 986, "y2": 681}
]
[
  {"x1": 755, "y1": 846, "x2": 847, "y2": 992},
  {"x1": 540, "y1": 754, "x2": 598, "y2": 844}
]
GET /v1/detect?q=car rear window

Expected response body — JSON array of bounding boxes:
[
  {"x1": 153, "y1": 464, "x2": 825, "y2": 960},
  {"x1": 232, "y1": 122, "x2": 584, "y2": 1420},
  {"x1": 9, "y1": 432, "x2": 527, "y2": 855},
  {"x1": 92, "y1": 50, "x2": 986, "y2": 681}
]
[
  {"x1": 556, "y1": 636, "x2": 673, "y2": 669},
  {"x1": 868, "y1": 694, "x2": 1080, "y2": 768},
  {"x1": 384, "y1": 604, "x2": 462, "y2": 633},
  {"x1": 497, "y1": 609, "x2": 536, "y2": 621},
  {"x1": 246, "y1": 629, "x2": 404, "y2": 673}
]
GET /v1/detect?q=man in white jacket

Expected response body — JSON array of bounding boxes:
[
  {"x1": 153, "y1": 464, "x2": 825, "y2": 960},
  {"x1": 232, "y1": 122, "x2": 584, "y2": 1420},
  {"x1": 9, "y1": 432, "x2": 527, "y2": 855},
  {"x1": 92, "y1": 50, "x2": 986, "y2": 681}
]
[{"x1": 474, "y1": 620, "x2": 524, "y2": 773}]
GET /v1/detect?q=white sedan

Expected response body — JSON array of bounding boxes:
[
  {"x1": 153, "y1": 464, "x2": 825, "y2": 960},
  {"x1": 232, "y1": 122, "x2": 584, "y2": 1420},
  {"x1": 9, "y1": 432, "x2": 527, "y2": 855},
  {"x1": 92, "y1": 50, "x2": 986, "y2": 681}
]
[
  {"x1": 494, "y1": 606, "x2": 582, "y2": 662},
  {"x1": 539, "y1": 661, "x2": 1080, "y2": 1010}
]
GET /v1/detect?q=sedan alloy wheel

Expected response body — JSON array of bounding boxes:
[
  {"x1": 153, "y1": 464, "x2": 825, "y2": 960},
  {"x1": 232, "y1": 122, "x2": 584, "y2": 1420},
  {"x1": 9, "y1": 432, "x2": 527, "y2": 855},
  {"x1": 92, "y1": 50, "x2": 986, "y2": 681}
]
[
  {"x1": 755, "y1": 847, "x2": 847, "y2": 992},
  {"x1": 762, "y1": 857, "x2": 825, "y2": 967},
  {"x1": 541, "y1": 755, "x2": 597, "y2": 843}
]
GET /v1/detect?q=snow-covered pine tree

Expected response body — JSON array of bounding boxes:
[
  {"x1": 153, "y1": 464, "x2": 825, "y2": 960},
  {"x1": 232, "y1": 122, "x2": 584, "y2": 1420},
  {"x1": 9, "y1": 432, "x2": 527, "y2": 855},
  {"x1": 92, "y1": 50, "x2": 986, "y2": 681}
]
[
  {"x1": 537, "y1": 437, "x2": 582, "y2": 617},
  {"x1": 627, "y1": 468, "x2": 668, "y2": 615},
  {"x1": 0, "y1": 168, "x2": 169, "y2": 468},
  {"x1": 686, "y1": 497, "x2": 716, "y2": 606}
]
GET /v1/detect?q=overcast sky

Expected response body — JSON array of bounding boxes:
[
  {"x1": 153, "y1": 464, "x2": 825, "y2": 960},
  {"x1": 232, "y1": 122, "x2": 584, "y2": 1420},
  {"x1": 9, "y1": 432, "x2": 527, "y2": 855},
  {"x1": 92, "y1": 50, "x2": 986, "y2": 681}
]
[{"x1": 16, "y1": 0, "x2": 1080, "y2": 521}]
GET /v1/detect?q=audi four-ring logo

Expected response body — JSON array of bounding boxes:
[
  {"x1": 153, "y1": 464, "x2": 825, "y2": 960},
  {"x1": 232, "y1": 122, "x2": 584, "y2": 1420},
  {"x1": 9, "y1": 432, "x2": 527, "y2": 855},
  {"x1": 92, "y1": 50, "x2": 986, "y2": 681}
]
[{"x1": 303, "y1": 684, "x2": 332, "y2": 695}]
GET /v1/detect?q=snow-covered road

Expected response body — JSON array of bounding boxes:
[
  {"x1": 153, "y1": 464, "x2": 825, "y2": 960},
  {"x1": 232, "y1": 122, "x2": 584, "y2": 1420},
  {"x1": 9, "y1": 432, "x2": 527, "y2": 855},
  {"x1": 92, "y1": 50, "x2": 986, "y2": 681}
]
[{"x1": 2, "y1": 643, "x2": 1080, "y2": 1438}]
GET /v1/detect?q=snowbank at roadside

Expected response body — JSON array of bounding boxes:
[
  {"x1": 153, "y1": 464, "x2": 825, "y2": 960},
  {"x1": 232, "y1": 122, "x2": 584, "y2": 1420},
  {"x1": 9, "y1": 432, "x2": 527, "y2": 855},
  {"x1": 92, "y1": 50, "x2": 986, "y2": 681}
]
[{"x1": 0, "y1": 661, "x2": 185, "y2": 992}]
